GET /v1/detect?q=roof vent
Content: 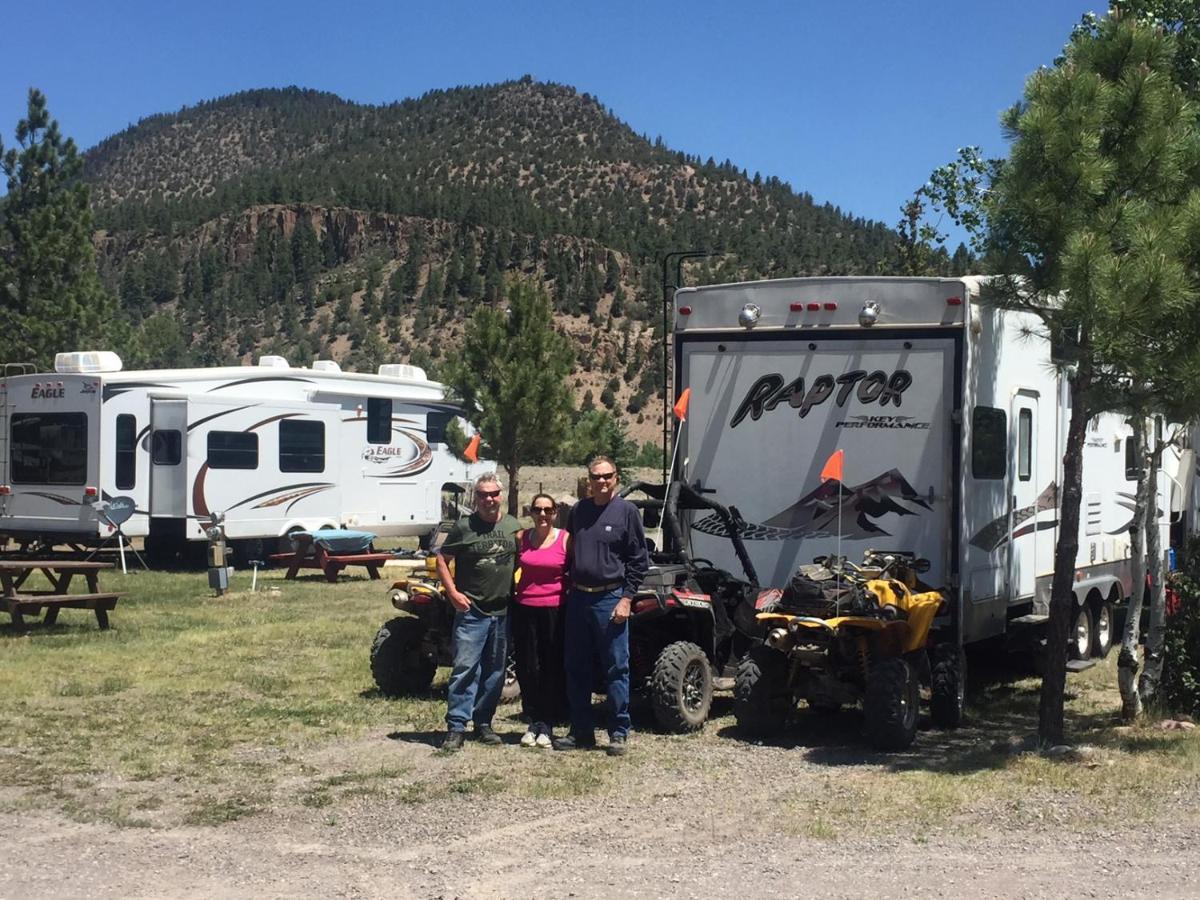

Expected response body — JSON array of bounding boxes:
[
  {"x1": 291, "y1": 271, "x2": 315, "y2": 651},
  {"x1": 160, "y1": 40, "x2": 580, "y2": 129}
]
[
  {"x1": 378, "y1": 364, "x2": 427, "y2": 381},
  {"x1": 311, "y1": 360, "x2": 341, "y2": 373},
  {"x1": 258, "y1": 355, "x2": 290, "y2": 369},
  {"x1": 54, "y1": 351, "x2": 123, "y2": 374}
]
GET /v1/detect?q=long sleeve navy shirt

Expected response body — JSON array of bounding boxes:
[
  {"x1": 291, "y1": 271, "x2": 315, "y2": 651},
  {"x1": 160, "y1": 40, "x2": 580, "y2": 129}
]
[{"x1": 566, "y1": 496, "x2": 649, "y2": 598}]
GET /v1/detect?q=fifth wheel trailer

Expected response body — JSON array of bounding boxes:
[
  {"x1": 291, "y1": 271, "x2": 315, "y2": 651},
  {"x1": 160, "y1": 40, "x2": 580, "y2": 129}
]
[
  {"x1": 0, "y1": 352, "x2": 488, "y2": 564},
  {"x1": 671, "y1": 276, "x2": 1185, "y2": 660}
]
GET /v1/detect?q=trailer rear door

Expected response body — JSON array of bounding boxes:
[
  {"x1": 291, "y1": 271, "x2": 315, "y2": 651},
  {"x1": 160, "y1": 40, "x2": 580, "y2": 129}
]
[{"x1": 679, "y1": 332, "x2": 960, "y2": 588}]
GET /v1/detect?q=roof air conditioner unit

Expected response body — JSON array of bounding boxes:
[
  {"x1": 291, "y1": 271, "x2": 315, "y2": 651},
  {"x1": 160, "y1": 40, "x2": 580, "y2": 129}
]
[
  {"x1": 258, "y1": 355, "x2": 290, "y2": 369},
  {"x1": 378, "y1": 364, "x2": 427, "y2": 381},
  {"x1": 311, "y1": 360, "x2": 342, "y2": 373},
  {"x1": 54, "y1": 351, "x2": 124, "y2": 374}
]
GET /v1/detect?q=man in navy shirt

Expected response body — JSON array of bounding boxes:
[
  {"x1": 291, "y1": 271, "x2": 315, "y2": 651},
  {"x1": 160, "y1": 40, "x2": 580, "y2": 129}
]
[{"x1": 555, "y1": 455, "x2": 648, "y2": 756}]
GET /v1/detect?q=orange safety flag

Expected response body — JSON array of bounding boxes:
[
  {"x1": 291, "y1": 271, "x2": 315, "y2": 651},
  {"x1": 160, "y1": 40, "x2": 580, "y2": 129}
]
[
  {"x1": 673, "y1": 388, "x2": 692, "y2": 422},
  {"x1": 819, "y1": 448, "x2": 844, "y2": 483},
  {"x1": 464, "y1": 433, "x2": 481, "y2": 463}
]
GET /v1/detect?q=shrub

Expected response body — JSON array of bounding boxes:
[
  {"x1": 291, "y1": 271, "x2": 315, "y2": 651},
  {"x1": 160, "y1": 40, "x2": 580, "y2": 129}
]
[{"x1": 1162, "y1": 570, "x2": 1200, "y2": 718}]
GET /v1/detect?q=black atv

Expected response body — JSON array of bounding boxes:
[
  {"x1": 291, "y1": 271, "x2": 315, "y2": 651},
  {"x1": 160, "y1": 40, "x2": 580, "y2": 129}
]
[{"x1": 620, "y1": 480, "x2": 763, "y2": 733}]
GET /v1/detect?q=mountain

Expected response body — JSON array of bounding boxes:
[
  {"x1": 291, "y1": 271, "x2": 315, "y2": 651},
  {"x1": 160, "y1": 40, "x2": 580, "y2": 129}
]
[{"x1": 79, "y1": 79, "x2": 937, "y2": 448}]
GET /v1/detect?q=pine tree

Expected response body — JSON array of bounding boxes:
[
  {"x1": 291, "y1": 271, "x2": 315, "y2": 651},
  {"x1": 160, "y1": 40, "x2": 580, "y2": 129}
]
[
  {"x1": 0, "y1": 89, "x2": 115, "y2": 367},
  {"x1": 443, "y1": 282, "x2": 575, "y2": 514}
]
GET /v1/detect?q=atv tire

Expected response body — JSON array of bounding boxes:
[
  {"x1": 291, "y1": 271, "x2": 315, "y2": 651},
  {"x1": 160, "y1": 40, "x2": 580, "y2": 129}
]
[
  {"x1": 863, "y1": 657, "x2": 920, "y2": 751},
  {"x1": 930, "y1": 644, "x2": 966, "y2": 728},
  {"x1": 651, "y1": 641, "x2": 713, "y2": 732},
  {"x1": 734, "y1": 645, "x2": 791, "y2": 738},
  {"x1": 370, "y1": 616, "x2": 436, "y2": 696}
]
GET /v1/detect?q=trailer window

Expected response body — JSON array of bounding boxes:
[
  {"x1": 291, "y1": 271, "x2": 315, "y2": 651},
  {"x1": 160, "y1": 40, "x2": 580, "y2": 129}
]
[
  {"x1": 10, "y1": 413, "x2": 88, "y2": 485},
  {"x1": 1017, "y1": 409, "x2": 1032, "y2": 482},
  {"x1": 207, "y1": 431, "x2": 258, "y2": 470},
  {"x1": 152, "y1": 430, "x2": 181, "y2": 466},
  {"x1": 1125, "y1": 436, "x2": 1142, "y2": 479},
  {"x1": 971, "y1": 407, "x2": 1006, "y2": 480},
  {"x1": 279, "y1": 420, "x2": 325, "y2": 473},
  {"x1": 367, "y1": 398, "x2": 392, "y2": 444},
  {"x1": 115, "y1": 414, "x2": 136, "y2": 489},
  {"x1": 427, "y1": 411, "x2": 451, "y2": 444}
]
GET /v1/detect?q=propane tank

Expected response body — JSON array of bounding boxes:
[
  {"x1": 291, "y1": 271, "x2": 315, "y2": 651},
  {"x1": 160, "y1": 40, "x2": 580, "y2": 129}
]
[{"x1": 205, "y1": 511, "x2": 230, "y2": 595}]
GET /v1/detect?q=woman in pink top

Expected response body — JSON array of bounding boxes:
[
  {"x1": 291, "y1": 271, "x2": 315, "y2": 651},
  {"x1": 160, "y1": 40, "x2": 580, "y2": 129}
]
[{"x1": 513, "y1": 493, "x2": 570, "y2": 748}]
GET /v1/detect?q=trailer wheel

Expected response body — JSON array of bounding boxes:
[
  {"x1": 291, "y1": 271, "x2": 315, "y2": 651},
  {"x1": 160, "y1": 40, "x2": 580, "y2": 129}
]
[
  {"x1": 370, "y1": 616, "x2": 436, "y2": 696},
  {"x1": 734, "y1": 645, "x2": 790, "y2": 738},
  {"x1": 1069, "y1": 604, "x2": 1093, "y2": 661},
  {"x1": 930, "y1": 644, "x2": 966, "y2": 728},
  {"x1": 863, "y1": 657, "x2": 920, "y2": 751},
  {"x1": 1091, "y1": 598, "x2": 1114, "y2": 660},
  {"x1": 650, "y1": 641, "x2": 713, "y2": 732}
]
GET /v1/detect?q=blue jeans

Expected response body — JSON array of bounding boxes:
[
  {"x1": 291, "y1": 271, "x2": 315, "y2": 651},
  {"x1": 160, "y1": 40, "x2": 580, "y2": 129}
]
[
  {"x1": 564, "y1": 588, "x2": 630, "y2": 740},
  {"x1": 445, "y1": 605, "x2": 508, "y2": 732}
]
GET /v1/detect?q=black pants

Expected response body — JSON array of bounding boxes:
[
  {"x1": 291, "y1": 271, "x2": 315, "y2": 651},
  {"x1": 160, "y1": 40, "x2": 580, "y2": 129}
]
[{"x1": 510, "y1": 601, "x2": 565, "y2": 726}]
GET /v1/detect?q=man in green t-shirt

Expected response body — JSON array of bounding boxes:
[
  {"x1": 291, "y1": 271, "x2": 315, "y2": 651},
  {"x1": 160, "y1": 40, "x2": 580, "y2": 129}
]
[{"x1": 436, "y1": 472, "x2": 521, "y2": 751}]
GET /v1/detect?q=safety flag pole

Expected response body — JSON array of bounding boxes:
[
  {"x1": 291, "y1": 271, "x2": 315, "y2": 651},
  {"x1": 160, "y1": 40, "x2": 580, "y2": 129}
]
[
  {"x1": 820, "y1": 449, "x2": 845, "y2": 613},
  {"x1": 666, "y1": 388, "x2": 691, "y2": 484},
  {"x1": 464, "y1": 432, "x2": 481, "y2": 464}
]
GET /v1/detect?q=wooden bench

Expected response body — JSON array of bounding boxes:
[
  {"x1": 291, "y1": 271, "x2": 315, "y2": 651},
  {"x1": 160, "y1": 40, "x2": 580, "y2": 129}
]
[
  {"x1": 0, "y1": 560, "x2": 123, "y2": 631},
  {"x1": 269, "y1": 533, "x2": 393, "y2": 583}
]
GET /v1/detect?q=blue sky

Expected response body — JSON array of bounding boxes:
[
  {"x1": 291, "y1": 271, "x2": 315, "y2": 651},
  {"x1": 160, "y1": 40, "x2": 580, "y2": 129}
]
[{"x1": 2, "y1": 1, "x2": 1098, "y2": 245}]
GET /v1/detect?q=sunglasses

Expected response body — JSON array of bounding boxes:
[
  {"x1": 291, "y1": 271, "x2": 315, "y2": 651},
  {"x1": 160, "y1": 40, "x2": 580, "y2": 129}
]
[
  {"x1": 532, "y1": 507, "x2": 555, "y2": 515},
  {"x1": 588, "y1": 471, "x2": 616, "y2": 481},
  {"x1": 476, "y1": 489, "x2": 501, "y2": 498}
]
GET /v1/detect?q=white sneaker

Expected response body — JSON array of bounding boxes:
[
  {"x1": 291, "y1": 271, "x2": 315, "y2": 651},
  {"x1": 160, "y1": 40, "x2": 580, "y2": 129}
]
[
  {"x1": 535, "y1": 724, "x2": 553, "y2": 748},
  {"x1": 520, "y1": 727, "x2": 538, "y2": 747}
]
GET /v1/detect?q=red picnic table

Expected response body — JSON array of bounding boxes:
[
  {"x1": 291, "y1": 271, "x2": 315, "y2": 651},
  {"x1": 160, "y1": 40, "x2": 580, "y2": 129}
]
[
  {"x1": 269, "y1": 532, "x2": 392, "y2": 583},
  {"x1": 0, "y1": 560, "x2": 124, "y2": 630}
]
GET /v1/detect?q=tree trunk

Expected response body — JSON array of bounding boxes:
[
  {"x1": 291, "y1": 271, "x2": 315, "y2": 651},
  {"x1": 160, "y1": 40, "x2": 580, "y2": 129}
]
[
  {"x1": 1118, "y1": 417, "x2": 1148, "y2": 721},
  {"x1": 1039, "y1": 374, "x2": 1089, "y2": 745},
  {"x1": 505, "y1": 461, "x2": 521, "y2": 517},
  {"x1": 1139, "y1": 437, "x2": 1167, "y2": 705}
]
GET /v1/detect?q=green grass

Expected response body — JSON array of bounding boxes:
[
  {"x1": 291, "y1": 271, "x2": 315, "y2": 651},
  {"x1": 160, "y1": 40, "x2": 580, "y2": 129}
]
[{"x1": 2, "y1": 567, "x2": 1198, "y2": 833}]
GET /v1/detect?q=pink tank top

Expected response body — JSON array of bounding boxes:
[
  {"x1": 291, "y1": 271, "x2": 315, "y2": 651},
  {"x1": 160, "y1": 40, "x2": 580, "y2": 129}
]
[{"x1": 515, "y1": 528, "x2": 568, "y2": 607}]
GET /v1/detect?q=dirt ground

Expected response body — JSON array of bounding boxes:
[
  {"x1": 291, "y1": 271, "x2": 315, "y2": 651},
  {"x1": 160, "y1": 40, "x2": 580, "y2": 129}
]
[{"x1": 4, "y1": 708, "x2": 1199, "y2": 900}]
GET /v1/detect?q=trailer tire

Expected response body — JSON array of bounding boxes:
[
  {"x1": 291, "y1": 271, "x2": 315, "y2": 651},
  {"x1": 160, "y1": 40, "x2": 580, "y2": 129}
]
[
  {"x1": 930, "y1": 644, "x2": 966, "y2": 728},
  {"x1": 370, "y1": 616, "x2": 436, "y2": 696},
  {"x1": 1091, "y1": 598, "x2": 1114, "y2": 660},
  {"x1": 734, "y1": 645, "x2": 790, "y2": 738},
  {"x1": 1069, "y1": 604, "x2": 1093, "y2": 661},
  {"x1": 650, "y1": 641, "x2": 713, "y2": 732},
  {"x1": 863, "y1": 657, "x2": 920, "y2": 751}
]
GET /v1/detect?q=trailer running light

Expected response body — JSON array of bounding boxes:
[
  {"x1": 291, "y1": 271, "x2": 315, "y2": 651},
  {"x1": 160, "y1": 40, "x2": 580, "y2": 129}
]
[
  {"x1": 946, "y1": 296, "x2": 963, "y2": 306},
  {"x1": 0, "y1": 485, "x2": 10, "y2": 496},
  {"x1": 678, "y1": 305, "x2": 693, "y2": 315},
  {"x1": 789, "y1": 302, "x2": 805, "y2": 312},
  {"x1": 806, "y1": 302, "x2": 821, "y2": 311},
  {"x1": 84, "y1": 486, "x2": 98, "y2": 500},
  {"x1": 823, "y1": 302, "x2": 838, "y2": 311}
]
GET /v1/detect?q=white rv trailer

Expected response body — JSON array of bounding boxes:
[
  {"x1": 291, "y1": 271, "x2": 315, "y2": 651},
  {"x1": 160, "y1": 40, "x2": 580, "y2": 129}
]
[
  {"x1": 0, "y1": 352, "x2": 488, "y2": 563},
  {"x1": 673, "y1": 276, "x2": 1186, "y2": 657}
]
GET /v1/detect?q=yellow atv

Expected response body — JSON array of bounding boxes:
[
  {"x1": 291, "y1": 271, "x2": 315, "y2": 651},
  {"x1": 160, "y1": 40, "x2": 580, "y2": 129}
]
[{"x1": 734, "y1": 550, "x2": 961, "y2": 751}]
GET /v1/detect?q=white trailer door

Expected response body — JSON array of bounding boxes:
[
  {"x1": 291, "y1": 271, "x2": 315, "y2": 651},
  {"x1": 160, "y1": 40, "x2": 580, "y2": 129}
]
[
  {"x1": 149, "y1": 399, "x2": 188, "y2": 518},
  {"x1": 1008, "y1": 392, "x2": 1041, "y2": 600},
  {"x1": 680, "y1": 333, "x2": 959, "y2": 588}
]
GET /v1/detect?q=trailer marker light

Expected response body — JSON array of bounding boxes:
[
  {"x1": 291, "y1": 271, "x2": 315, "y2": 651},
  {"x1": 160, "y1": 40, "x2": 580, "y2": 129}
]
[
  {"x1": 823, "y1": 302, "x2": 838, "y2": 311},
  {"x1": 84, "y1": 486, "x2": 98, "y2": 499},
  {"x1": 0, "y1": 485, "x2": 10, "y2": 495},
  {"x1": 946, "y1": 296, "x2": 963, "y2": 306},
  {"x1": 678, "y1": 305, "x2": 693, "y2": 315},
  {"x1": 806, "y1": 303, "x2": 821, "y2": 311},
  {"x1": 789, "y1": 302, "x2": 805, "y2": 312}
]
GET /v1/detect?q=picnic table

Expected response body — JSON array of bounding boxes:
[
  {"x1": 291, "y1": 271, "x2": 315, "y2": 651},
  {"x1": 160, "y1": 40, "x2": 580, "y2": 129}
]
[
  {"x1": 268, "y1": 530, "x2": 392, "y2": 583},
  {"x1": 0, "y1": 560, "x2": 124, "y2": 631}
]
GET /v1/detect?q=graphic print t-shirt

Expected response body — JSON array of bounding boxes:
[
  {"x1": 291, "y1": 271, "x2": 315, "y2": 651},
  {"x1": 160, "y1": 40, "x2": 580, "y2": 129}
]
[{"x1": 440, "y1": 513, "x2": 520, "y2": 615}]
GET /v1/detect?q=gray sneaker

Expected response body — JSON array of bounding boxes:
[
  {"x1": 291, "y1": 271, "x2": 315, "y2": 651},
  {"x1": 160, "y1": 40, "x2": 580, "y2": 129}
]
[{"x1": 475, "y1": 724, "x2": 503, "y2": 746}]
